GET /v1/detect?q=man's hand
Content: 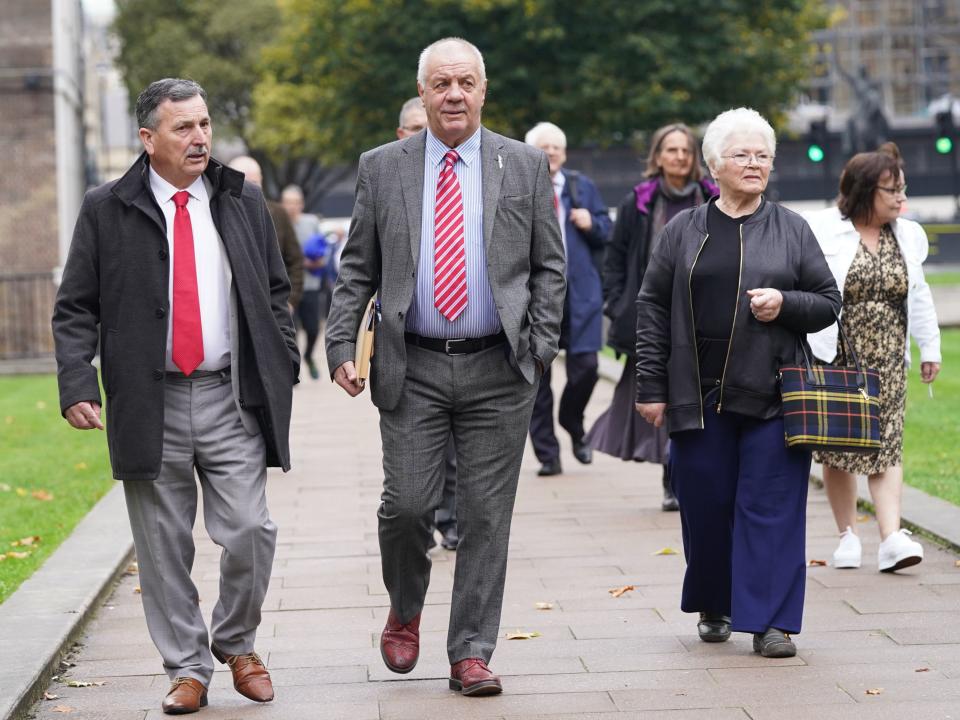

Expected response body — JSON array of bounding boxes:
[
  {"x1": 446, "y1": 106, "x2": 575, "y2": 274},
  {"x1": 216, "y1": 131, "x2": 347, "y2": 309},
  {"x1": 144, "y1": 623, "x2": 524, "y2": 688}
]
[
  {"x1": 65, "y1": 401, "x2": 104, "y2": 430},
  {"x1": 333, "y1": 361, "x2": 365, "y2": 396},
  {"x1": 635, "y1": 402, "x2": 666, "y2": 427},
  {"x1": 569, "y1": 208, "x2": 593, "y2": 232},
  {"x1": 746, "y1": 288, "x2": 783, "y2": 323},
  {"x1": 921, "y1": 361, "x2": 941, "y2": 383}
]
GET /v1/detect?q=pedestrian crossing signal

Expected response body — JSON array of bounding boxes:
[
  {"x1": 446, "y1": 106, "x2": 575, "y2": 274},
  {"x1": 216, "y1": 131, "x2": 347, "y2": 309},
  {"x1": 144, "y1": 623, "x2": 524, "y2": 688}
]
[
  {"x1": 806, "y1": 120, "x2": 828, "y2": 164},
  {"x1": 935, "y1": 111, "x2": 954, "y2": 155}
]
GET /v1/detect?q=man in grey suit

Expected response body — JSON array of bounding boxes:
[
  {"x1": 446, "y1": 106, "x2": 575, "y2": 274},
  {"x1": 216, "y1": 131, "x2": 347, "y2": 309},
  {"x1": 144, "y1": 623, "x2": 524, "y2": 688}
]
[
  {"x1": 53, "y1": 79, "x2": 298, "y2": 715},
  {"x1": 326, "y1": 38, "x2": 565, "y2": 696}
]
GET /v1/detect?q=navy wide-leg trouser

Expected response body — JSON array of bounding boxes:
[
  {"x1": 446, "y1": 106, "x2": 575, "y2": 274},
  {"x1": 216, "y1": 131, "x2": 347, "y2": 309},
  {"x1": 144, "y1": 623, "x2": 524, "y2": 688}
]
[{"x1": 670, "y1": 401, "x2": 812, "y2": 634}]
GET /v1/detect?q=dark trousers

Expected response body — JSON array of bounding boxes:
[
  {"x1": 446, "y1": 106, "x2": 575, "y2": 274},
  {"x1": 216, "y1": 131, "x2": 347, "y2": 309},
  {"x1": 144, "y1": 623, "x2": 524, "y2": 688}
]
[
  {"x1": 529, "y1": 351, "x2": 599, "y2": 462},
  {"x1": 296, "y1": 290, "x2": 321, "y2": 362},
  {"x1": 670, "y1": 400, "x2": 811, "y2": 635},
  {"x1": 435, "y1": 436, "x2": 457, "y2": 532}
]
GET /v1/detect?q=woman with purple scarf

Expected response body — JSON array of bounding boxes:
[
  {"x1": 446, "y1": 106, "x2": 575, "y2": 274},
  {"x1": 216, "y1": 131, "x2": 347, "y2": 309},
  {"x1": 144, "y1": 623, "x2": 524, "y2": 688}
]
[{"x1": 586, "y1": 124, "x2": 716, "y2": 511}]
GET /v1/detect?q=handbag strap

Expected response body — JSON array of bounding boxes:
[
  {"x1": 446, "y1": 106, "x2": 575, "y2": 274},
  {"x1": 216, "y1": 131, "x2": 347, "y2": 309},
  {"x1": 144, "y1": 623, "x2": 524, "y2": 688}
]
[{"x1": 799, "y1": 309, "x2": 866, "y2": 389}]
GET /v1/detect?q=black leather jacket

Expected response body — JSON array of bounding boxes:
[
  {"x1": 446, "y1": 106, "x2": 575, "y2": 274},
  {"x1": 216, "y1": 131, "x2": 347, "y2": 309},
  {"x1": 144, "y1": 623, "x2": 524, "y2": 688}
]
[{"x1": 635, "y1": 199, "x2": 841, "y2": 434}]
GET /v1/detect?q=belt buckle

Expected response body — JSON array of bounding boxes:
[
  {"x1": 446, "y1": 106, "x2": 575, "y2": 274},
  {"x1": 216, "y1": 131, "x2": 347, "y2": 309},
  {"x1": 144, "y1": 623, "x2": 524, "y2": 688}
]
[{"x1": 444, "y1": 338, "x2": 469, "y2": 356}]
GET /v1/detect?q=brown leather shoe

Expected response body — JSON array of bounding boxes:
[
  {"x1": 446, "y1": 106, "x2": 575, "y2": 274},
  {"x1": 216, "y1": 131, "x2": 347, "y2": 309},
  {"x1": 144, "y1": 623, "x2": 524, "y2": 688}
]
[
  {"x1": 449, "y1": 658, "x2": 502, "y2": 696},
  {"x1": 380, "y1": 609, "x2": 420, "y2": 673},
  {"x1": 211, "y1": 646, "x2": 274, "y2": 702},
  {"x1": 161, "y1": 677, "x2": 208, "y2": 715}
]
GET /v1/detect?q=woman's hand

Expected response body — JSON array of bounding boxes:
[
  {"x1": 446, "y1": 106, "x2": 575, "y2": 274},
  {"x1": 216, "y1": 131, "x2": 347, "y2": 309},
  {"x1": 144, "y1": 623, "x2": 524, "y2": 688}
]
[
  {"x1": 921, "y1": 361, "x2": 940, "y2": 383},
  {"x1": 746, "y1": 288, "x2": 783, "y2": 322},
  {"x1": 635, "y1": 402, "x2": 666, "y2": 427}
]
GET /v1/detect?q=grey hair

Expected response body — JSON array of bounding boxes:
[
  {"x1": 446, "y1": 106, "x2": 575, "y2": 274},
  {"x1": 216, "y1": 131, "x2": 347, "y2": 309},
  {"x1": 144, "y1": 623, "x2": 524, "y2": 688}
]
[
  {"x1": 701, "y1": 107, "x2": 776, "y2": 173},
  {"x1": 398, "y1": 97, "x2": 424, "y2": 128},
  {"x1": 135, "y1": 78, "x2": 207, "y2": 129},
  {"x1": 281, "y1": 184, "x2": 304, "y2": 200},
  {"x1": 417, "y1": 37, "x2": 486, "y2": 86},
  {"x1": 524, "y1": 122, "x2": 566, "y2": 149}
]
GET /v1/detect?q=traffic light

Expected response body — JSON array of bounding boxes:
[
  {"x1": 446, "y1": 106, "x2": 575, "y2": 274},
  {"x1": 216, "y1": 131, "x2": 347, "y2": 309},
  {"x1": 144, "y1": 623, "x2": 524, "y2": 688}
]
[
  {"x1": 806, "y1": 120, "x2": 828, "y2": 163},
  {"x1": 935, "y1": 111, "x2": 954, "y2": 154}
]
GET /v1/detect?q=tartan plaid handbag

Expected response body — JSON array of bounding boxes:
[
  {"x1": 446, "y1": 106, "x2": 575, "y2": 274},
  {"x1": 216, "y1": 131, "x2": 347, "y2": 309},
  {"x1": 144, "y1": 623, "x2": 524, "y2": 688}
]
[{"x1": 779, "y1": 312, "x2": 881, "y2": 453}]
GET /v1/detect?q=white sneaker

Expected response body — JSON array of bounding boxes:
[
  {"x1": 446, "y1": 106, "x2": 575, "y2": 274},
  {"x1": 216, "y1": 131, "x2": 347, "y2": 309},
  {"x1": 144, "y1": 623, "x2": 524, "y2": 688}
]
[
  {"x1": 831, "y1": 526, "x2": 862, "y2": 568},
  {"x1": 878, "y1": 528, "x2": 923, "y2": 573}
]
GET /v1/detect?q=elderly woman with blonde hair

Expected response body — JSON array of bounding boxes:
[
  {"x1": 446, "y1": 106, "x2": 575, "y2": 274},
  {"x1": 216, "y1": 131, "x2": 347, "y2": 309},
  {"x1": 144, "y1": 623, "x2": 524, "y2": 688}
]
[{"x1": 634, "y1": 108, "x2": 841, "y2": 658}]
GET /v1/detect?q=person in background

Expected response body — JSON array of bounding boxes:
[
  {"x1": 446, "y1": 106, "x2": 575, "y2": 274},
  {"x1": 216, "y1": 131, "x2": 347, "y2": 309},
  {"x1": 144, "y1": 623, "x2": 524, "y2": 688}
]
[
  {"x1": 586, "y1": 123, "x2": 716, "y2": 510},
  {"x1": 228, "y1": 156, "x2": 304, "y2": 311},
  {"x1": 282, "y1": 184, "x2": 325, "y2": 380},
  {"x1": 397, "y1": 96, "x2": 459, "y2": 550},
  {"x1": 635, "y1": 107, "x2": 840, "y2": 659},
  {"x1": 524, "y1": 121, "x2": 611, "y2": 477},
  {"x1": 804, "y1": 143, "x2": 941, "y2": 573}
]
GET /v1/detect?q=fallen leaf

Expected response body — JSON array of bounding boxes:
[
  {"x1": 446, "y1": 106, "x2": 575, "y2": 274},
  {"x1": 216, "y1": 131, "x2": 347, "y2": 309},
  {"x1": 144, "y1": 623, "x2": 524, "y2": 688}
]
[
  {"x1": 133, "y1": 586, "x2": 141, "y2": 594},
  {"x1": 609, "y1": 585, "x2": 636, "y2": 598},
  {"x1": 915, "y1": 667, "x2": 930, "y2": 673},
  {"x1": 65, "y1": 680, "x2": 106, "y2": 688},
  {"x1": 0, "y1": 483, "x2": 10, "y2": 491},
  {"x1": 807, "y1": 559, "x2": 827, "y2": 567},
  {"x1": 51, "y1": 706, "x2": 74, "y2": 713},
  {"x1": 15, "y1": 487, "x2": 27, "y2": 496},
  {"x1": 505, "y1": 630, "x2": 541, "y2": 640},
  {"x1": 11, "y1": 536, "x2": 40, "y2": 547},
  {"x1": 125, "y1": 562, "x2": 139, "y2": 575},
  {"x1": 865, "y1": 688, "x2": 884, "y2": 696},
  {"x1": 43, "y1": 692, "x2": 59, "y2": 700},
  {"x1": 857, "y1": 515, "x2": 871, "y2": 523},
  {"x1": 74, "y1": 462, "x2": 87, "y2": 471},
  {"x1": 6, "y1": 551, "x2": 31, "y2": 560},
  {"x1": 32, "y1": 490, "x2": 55, "y2": 501},
  {"x1": 534, "y1": 602, "x2": 554, "y2": 610},
  {"x1": 954, "y1": 560, "x2": 960, "y2": 568},
  {"x1": 36, "y1": 400, "x2": 47, "y2": 410},
  {"x1": 653, "y1": 547, "x2": 678, "y2": 556}
]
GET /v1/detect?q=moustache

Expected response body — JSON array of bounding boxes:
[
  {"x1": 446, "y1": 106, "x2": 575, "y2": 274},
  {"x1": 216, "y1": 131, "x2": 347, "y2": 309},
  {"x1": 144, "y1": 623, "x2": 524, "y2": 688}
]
[{"x1": 187, "y1": 146, "x2": 209, "y2": 158}]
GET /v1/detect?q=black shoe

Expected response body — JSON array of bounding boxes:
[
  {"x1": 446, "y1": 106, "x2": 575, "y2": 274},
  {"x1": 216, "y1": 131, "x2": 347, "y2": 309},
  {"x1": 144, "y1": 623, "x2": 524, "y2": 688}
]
[
  {"x1": 537, "y1": 458, "x2": 562, "y2": 476},
  {"x1": 753, "y1": 628, "x2": 796, "y2": 658},
  {"x1": 306, "y1": 358, "x2": 319, "y2": 380},
  {"x1": 697, "y1": 613, "x2": 731, "y2": 643},
  {"x1": 440, "y1": 525, "x2": 459, "y2": 551},
  {"x1": 661, "y1": 465, "x2": 679, "y2": 511},
  {"x1": 426, "y1": 525, "x2": 438, "y2": 551},
  {"x1": 572, "y1": 439, "x2": 593, "y2": 464}
]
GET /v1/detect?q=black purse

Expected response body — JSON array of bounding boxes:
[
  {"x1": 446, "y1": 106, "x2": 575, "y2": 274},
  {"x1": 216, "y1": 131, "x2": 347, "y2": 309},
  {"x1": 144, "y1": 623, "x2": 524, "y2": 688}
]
[{"x1": 778, "y1": 312, "x2": 881, "y2": 453}]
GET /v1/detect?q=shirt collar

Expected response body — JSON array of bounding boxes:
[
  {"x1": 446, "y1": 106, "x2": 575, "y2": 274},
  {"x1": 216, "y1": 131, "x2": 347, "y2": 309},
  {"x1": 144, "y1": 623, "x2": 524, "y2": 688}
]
[
  {"x1": 552, "y1": 171, "x2": 566, "y2": 190},
  {"x1": 426, "y1": 126, "x2": 482, "y2": 168},
  {"x1": 148, "y1": 166, "x2": 207, "y2": 205}
]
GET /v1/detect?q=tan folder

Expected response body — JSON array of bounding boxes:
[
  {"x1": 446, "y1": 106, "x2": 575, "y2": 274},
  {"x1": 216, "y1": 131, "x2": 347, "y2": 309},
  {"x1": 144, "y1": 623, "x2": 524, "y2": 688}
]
[{"x1": 354, "y1": 296, "x2": 376, "y2": 386}]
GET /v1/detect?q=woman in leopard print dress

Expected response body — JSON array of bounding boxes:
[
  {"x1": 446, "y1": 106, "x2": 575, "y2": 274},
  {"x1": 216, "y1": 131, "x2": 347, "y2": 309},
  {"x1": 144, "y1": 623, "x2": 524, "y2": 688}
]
[{"x1": 803, "y1": 143, "x2": 941, "y2": 574}]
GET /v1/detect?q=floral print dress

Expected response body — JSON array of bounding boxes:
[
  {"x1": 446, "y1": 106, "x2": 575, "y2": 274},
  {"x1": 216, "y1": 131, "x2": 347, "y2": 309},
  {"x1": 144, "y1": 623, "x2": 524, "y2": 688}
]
[{"x1": 815, "y1": 225, "x2": 908, "y2": 475}]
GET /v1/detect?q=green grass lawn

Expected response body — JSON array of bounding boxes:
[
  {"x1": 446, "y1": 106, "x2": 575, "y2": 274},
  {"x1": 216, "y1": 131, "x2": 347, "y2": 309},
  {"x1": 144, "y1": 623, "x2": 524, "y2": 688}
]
[
  {"x1": 0, "y1": 375, "x2": 113, "y2": 603},
  {"x1": 903, "y1": 328, "x2": 960, "y2": 505},
  {"x1": 925, "y1": 271, "x2": 960, "y2": 287}
]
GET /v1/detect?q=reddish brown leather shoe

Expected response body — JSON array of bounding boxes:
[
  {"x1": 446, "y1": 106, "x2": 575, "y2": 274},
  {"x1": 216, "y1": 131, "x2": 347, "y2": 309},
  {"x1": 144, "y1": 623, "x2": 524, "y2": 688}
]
[
  {"x1": 380, "y1": 609, "x2": 420, "y2": 673},
  {"x1": 449, "y1": 658, "x2": 503, "y2": 696},
  {"x1": 211, "y1": 646, "x2": 274, "y2": 702},
  {"x1": 161, "y1": 677, "x2": 208, "y2": 715}
]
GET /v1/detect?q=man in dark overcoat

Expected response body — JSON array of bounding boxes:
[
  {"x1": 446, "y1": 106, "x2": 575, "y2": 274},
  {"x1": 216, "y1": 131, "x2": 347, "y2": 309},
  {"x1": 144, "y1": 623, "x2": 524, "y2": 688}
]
[{"x1": 52, "y1": 78, "x2": 299, "y2": 715}]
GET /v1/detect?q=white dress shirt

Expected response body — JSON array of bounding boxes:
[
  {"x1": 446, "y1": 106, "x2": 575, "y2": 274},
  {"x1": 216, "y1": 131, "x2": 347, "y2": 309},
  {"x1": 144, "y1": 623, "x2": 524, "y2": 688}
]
[
  {"x1": 148, "y1": 168, "x2": 232, "y2": 371},
  {"x1": 552, "y1": 171, "x2": 567, "y2": 256}
]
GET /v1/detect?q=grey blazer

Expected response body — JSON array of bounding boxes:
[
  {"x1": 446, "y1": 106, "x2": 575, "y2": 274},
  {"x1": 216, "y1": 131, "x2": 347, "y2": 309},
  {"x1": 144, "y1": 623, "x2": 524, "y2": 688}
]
[{"x1": 325, "y1": 126, "x2": 566, "y2": 411}]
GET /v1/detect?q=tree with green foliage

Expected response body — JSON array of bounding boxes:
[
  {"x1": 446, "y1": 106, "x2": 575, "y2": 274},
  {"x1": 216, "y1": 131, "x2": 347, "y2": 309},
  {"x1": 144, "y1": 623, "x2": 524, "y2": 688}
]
[{"x1": 252, "y1": 0, "x2": 827, "y2": 164}]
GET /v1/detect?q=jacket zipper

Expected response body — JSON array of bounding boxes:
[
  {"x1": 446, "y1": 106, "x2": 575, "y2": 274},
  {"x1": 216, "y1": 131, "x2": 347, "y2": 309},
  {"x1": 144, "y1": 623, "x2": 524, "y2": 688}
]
[
  {"x1": 688, "y1": 233, "x2": 710, "y2": 429},
  {"x1": 716, "y1": 223, "x2": 745, "y2": 413}
]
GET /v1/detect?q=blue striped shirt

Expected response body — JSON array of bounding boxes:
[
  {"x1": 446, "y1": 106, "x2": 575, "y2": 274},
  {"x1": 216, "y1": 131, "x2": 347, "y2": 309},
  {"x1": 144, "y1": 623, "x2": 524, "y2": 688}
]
[{"x1": 405, "y1": 127, "x2": 501, "y2": 338}]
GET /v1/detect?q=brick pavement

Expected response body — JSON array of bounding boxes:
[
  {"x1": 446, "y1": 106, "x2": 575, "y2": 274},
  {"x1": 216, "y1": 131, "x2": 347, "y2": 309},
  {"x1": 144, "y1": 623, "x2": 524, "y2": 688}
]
[{"x1": 30, "y1": 359, "x2": 960, "y2": 719}]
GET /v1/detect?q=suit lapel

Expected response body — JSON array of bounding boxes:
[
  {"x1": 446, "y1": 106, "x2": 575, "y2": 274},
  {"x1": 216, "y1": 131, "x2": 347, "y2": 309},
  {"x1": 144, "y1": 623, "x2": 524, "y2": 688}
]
[
  {"x1": 399, "y1": 133, "x2": 426, "y2": 266},
  {"x1": 480, "y1": 127, "x2": 505, "y2": 253}
]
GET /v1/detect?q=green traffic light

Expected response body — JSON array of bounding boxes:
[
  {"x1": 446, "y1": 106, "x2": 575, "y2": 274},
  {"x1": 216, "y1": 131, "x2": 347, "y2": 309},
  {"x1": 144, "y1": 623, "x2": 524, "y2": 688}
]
[
  {"x1": 807, "y1": 144, "x2": 825, "y2": 163},
  {"x1": 936, "y1": 137, "x2": 953, "y2": 154}
]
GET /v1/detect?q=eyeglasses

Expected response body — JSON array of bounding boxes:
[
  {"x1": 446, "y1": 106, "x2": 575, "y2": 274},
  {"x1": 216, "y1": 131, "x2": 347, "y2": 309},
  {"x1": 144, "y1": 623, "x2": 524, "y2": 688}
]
[
  {"x1": 722, "y1": 152, "x2": 774, "y2": 167},
  {"x1": 877, "y1": 184, "x2": 908, "y2": 196}
]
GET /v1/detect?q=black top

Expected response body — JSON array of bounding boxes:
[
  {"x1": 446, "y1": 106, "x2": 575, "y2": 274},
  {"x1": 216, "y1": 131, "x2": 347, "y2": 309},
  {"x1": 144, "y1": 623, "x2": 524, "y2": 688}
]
[{"x1": 692, "y1": 199, "x2": 761, "y2": 386}]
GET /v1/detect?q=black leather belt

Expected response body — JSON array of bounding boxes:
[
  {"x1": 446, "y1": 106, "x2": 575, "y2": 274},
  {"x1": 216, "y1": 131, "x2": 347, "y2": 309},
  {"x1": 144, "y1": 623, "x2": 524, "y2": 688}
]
[
  {"x1": 165, "y1": 368, "x2": 231, "y2": 381},
  {"x1": 404, "y1": 331, "x2": 506, "y2": 356}
]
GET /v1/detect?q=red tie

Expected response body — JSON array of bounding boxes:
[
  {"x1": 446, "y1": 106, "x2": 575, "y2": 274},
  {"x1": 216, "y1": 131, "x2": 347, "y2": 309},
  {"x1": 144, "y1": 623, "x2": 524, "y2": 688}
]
[
  {"x1": 434, "y1": 150, "x2": 467, "y2": 321},
  {"x1": 171, "y1": 191, "x2": 204, "y2": 375}
]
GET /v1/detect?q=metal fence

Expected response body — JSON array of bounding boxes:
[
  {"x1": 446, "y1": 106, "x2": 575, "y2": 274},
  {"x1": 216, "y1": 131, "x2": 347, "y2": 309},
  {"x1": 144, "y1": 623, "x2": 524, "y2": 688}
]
[{"x1": 0, "y1": 272, "x2": 56, "y2": 360}]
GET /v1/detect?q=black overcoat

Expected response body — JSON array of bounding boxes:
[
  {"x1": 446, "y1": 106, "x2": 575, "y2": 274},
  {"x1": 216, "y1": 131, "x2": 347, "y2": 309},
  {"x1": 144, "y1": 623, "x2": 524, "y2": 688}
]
[{"x1": 52, "y1": 153, "x2": 300, "y2": 480}]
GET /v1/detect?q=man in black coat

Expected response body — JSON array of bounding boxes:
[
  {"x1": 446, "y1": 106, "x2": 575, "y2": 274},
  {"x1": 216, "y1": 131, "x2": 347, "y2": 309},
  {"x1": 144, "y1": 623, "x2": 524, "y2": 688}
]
[{"x1": 52, "y1": 78, "x2": 298, "y2": 715}]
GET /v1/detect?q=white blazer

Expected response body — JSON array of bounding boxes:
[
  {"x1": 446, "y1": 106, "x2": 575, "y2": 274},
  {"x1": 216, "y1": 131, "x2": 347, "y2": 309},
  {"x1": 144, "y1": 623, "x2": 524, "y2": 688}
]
[{"x1": 802, "y1": 207, "x2": 941, "y2": 367}]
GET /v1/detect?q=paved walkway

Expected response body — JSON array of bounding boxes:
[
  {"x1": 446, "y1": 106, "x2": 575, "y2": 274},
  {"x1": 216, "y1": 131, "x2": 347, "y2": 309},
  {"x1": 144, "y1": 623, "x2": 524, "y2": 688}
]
[{"x1": 30, "y1": 360, "x2": 960, "y2": 719}]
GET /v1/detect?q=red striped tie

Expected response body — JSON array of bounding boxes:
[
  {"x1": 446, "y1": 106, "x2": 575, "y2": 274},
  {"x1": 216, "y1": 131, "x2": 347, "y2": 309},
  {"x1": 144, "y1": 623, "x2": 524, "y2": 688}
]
[
  {"x1": 434, "y1": 150, "x2": 467, "y2": 321},
  {"x1": 171, "y1": 190, "x2": 204, "y2": 375}
]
